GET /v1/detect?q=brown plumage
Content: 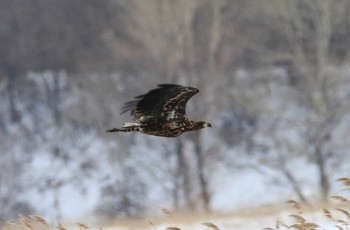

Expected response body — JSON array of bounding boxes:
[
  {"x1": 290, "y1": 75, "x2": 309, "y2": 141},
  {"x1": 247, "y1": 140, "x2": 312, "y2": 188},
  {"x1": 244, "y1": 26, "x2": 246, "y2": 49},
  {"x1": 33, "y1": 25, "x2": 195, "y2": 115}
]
[{"x1": 106, "y1": 84, "x2": 212, "y2": 137}]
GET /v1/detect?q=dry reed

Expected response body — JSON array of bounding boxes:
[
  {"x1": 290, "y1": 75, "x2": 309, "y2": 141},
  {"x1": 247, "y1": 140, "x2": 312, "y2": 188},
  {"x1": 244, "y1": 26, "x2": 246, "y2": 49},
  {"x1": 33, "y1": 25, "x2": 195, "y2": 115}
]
[
  {"x1": 265, "y1": 177, "x2": 350, "y2": 230},
  {"x1": 3, "y1": 177, "x2": 349, "y2": 230}
]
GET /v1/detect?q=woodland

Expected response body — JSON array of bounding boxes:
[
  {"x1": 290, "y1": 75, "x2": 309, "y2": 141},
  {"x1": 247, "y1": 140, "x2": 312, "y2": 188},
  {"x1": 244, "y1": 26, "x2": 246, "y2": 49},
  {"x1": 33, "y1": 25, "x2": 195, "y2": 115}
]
[{"x1": 1, "y1": 0, "x2": 350, "y2": 222}]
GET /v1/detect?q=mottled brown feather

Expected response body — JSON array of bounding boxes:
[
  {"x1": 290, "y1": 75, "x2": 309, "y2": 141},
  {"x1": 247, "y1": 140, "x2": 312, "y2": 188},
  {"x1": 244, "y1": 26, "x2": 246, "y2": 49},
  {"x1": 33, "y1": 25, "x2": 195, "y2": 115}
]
[
  {"x1": 121, "y1": 84, "x2": 199, "y2": 122},
  {"x1": 107, "y1": 84, "x2": 211, "y2": 137}
]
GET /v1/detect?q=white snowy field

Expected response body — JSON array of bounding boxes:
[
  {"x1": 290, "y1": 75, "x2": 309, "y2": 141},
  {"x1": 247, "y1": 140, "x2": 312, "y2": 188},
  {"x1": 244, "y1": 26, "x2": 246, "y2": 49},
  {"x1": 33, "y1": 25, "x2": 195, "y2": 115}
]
[
  {"x1": 4, "y1": 206, "x2": 350, "y2": 230},
  {"x1": 1, "y1": 69, "x2": 350, "y2": 227}
]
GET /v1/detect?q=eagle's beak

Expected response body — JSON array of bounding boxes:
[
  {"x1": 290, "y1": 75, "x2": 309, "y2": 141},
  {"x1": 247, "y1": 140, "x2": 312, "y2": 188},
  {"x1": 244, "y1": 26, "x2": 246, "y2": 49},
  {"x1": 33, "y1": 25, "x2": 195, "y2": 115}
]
[{"x1": 206, "y1": 122, "x2": 212, "y2": 128}]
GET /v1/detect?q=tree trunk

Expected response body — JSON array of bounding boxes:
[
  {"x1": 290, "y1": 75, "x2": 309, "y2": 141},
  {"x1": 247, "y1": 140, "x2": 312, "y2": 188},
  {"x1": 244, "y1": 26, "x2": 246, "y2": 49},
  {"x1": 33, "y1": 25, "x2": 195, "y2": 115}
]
[
  {"x1": 174, "y1": 138, "x2": 194, "y2": 211},
  {"x1": 282, "y1": 168, "x2": 308, "y2": 204},
  {"x1": 6, "y1": 71, "x2": 21, "y2": 123},
  {"x1": 193, "y1": 133, "x2": 210, "y2": 212},
  {"x1": 314, "y1": 145, "x2": 329, "y2": 201}
]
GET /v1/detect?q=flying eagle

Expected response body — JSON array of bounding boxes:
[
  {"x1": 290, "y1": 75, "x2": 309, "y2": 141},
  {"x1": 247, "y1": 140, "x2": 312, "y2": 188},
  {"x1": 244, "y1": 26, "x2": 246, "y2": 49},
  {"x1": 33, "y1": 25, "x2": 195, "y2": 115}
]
[{"x1": 106, "y1": 84, "x2": 212, "y2": 137}]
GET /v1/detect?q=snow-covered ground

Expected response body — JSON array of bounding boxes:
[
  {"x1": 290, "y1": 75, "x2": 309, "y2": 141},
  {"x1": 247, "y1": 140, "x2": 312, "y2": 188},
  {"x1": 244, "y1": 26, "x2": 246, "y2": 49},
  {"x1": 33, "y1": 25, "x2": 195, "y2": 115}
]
[
  {"x1": 6, "y1": 207, "x2": 350, "y2": 230},
  {"x1": 1, "y1": 69, "x2": 350, "y2": 225}
]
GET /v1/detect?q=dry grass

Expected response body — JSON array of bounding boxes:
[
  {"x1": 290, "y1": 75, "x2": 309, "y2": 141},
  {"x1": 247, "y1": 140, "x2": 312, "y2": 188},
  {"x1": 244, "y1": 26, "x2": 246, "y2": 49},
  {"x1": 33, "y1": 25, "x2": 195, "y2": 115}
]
[
  {"x1": 202, "y1": 222, "x2": 220, "y2": 230},
  {"x1": 3, "y1": 215, "x2": 104, "y2": 230},
  {"x1": 265, "y1": 177, "x2": 350, "y2": 230},
  {"x1": 2, "y1": 178, "x2": 349, "y2": 230},
  {"x1": 158, "y1": 209, "x2": 223, "y2": 230}
]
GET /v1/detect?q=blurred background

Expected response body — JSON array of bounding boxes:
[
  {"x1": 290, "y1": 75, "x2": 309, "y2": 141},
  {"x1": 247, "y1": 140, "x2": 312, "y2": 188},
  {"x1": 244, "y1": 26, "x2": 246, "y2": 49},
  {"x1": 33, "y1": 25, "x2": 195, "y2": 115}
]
[{"x1": 1, "y1": 0, "x2": 350, "y2": 224}]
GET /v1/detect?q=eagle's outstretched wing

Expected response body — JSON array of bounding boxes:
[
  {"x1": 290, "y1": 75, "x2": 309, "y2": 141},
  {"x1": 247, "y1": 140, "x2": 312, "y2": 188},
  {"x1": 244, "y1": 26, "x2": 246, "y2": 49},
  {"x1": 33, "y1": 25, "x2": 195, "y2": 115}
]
[{"x1": 121, "y1": 84, "x2": 199, "y2": 122}]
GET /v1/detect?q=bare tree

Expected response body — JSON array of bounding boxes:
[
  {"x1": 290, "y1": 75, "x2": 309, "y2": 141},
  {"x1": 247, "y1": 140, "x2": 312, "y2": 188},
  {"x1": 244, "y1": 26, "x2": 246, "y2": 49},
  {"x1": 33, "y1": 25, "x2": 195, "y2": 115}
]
[
  {"x1": 106, "y1": 0, "x2": 204, "y2": 212},
  {"x1": 235, "y1": 0, "x2": 350, "y2": 201}
]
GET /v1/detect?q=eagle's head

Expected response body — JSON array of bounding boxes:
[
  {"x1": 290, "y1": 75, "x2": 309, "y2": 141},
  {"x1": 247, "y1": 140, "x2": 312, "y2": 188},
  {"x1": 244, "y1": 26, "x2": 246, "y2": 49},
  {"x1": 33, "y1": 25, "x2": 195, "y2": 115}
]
[
  {"x1": 192, "y1": 121, "x2": 212, "y2": 131},
  {"x1": 203, "y1": 122, "x2": 212, "y2": 128}
]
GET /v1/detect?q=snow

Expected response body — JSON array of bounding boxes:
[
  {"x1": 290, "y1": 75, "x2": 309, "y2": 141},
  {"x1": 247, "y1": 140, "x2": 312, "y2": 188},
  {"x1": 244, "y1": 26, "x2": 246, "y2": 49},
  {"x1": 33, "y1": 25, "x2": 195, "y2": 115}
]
[
  {"x1": 1, "y1": 69, "x2": 350, "y2": 228},
  {"x1": 59, "y1": 210, "x2": 348, "y2": 230}
]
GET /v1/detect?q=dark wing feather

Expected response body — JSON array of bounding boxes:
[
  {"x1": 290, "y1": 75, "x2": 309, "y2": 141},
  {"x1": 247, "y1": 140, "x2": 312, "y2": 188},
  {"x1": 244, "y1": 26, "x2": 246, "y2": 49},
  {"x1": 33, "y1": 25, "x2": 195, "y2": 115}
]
[{"x1": 121, "y1": 84, "x2": 199, "y2": 122}]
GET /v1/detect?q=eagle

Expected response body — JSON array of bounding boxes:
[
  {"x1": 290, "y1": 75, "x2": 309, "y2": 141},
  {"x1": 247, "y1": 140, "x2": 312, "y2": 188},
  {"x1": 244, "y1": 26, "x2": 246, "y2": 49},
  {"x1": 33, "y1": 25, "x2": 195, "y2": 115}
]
[{"x1": 106, "y1": 84, "x2": 212, "y2": 137}]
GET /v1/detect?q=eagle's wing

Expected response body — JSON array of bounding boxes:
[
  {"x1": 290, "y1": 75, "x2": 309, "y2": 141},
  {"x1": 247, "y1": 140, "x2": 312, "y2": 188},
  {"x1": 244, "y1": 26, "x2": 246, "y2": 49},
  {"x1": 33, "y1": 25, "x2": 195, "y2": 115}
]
[{"x1": 121, "y1": 84, "x2": 199, "y2": 122}]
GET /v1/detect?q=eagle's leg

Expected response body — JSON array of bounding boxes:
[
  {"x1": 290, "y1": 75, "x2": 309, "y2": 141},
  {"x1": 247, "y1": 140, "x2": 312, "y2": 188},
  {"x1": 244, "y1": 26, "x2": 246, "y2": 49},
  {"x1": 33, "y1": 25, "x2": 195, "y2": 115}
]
[{"x1": 106, "y1": 123, "x2": 141, "y2": 133}]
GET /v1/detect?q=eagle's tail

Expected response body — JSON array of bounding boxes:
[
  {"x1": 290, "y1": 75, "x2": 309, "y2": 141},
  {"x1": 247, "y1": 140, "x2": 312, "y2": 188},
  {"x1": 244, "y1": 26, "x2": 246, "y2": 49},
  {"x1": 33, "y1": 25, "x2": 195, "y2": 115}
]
[{"x1": 106, "y1": 123, "x2": 141, "y2": 133}]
